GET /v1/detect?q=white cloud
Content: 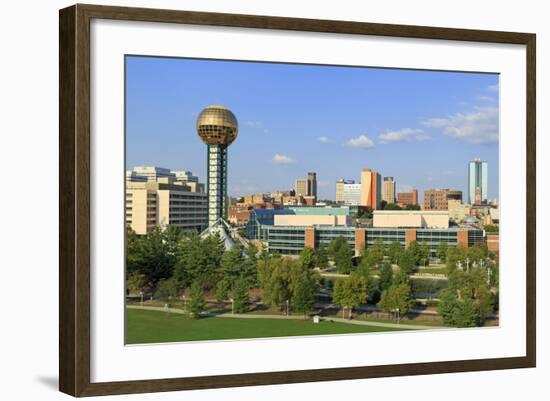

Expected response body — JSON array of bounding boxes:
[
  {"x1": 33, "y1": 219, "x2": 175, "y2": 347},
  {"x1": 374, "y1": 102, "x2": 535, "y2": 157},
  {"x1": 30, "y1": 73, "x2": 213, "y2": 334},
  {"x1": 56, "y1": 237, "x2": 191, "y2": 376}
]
[
  {"x1": 422, "y1": 106, "x2": 499, "y2": 145},
  {"x1": 346, "y1": 135, "x2": 375, "y2": 148},
  {"x1": 476, "y1": 95, "x2": 496, "y2": 102},
  {"x1": 378, "y1": 128, "x2": 429, "y2": 144},
  {"x1": 487, "y1": 84, "x2": 499, "y2": 92},
  {"x1": 318, "y1": 136, "x2": 329, "y2": 143},
  {"x1": 272, "y1": 153, "x2": 295, "y2": 164},
  {"x1": 247, "y1": 121, "x2": 269, "y2": 133}
]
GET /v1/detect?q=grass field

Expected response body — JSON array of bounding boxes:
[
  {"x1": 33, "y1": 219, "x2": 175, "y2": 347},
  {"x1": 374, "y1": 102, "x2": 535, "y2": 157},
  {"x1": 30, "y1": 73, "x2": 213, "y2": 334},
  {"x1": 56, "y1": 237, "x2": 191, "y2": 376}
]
[{"x1": 126, "y1": 308, "x2": 408, "y2": 344}]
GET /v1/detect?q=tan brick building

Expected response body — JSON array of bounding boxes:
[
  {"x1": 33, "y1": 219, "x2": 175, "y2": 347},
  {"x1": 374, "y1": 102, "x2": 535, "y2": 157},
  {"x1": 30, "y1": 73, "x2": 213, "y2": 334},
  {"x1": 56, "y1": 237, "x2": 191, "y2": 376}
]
[
  {"x1": 397, "y1": 189, "x2": 418, "y2": 206},
  {"x1": 126, "y1": 180, "x2": 207, "y2": 235},
  {"x1": 423, "y1": 188, "x2": 462, "y2": 210}
]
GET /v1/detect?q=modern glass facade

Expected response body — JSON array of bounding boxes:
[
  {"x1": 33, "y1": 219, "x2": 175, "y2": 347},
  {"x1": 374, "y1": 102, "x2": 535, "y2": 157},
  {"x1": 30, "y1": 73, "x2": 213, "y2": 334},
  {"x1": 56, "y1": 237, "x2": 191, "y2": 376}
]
[
  {"x1": 367, "y1": 228, "x2": 406, "y2": 247},
  {"x1": 416, "y1": 229, "x2": 460, "y2": 254},
  {"x1": 245, "y1": 209, "x2": 485, "y2": 255},
  {"x1": 468, "y1": 159, "x2": 488, "y2": 204}
]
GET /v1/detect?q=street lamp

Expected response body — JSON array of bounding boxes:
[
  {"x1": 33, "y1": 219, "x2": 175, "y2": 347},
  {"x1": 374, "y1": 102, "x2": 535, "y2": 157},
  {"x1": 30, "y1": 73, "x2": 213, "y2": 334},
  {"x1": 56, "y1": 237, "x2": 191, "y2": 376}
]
[
  {"x1": 285, "y1": 299, "x2": 289, "y2": 317},
  {"x1": 230, "y1": 298, "x2": 234, "y2": 315}
]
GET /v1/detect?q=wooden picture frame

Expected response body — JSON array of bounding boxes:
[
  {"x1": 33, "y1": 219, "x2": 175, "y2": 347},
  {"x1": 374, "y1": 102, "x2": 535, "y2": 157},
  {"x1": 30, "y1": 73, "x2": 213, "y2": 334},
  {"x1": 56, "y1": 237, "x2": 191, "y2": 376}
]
[{"x1": 59, "y1": 3, "x2": 536, "y2": 397}]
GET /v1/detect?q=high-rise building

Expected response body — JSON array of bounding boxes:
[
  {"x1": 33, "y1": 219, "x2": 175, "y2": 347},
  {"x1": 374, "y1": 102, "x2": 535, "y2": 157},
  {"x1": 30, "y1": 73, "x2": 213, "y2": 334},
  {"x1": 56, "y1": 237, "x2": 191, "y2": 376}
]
[
  {"x1": 127, "y1": 166, "x2": 174, "y2": 182},
  {"x1": 173, "y1": 170, "x2": 198, "y2": 183},
  {"x1": 307, "y1": 172, "x2": 317, "y2": 198},
  {"x1": 343, "y1": 183, "x2": 361, "y2": 205},
  {"x1": 397, "y1": 190, "x2": 418, "y2": 206},
  {"x1": 382, "y1": 176, "x2": 396, "y2": 204},
  {"x1": 423, "y1": 188, "x2": 462, "y2": 210},
  {"x1": 125, "y1": 176, "x2": 207, "y2": 235},
  {"x1": 335, "y1": 179, "x2": 361, "y2": 206},
  {"x1": 468, "y1": 158, "x2": 488, "y2": 205},
  {"x1": 335, "y1": 179, "x2": 346, "y2": 203},
  {"x1": 295, "y1": 179, "x2": 308, "y2": 197},
  {"x1": 126, "y1": 166, "x2": 205, "y2": 189},
  {"x1": 360, "y1": 168, "x2": 382, "y2": 209},
  {"x1": 196, "y1": 105, "x2": 238, "y2": 227}
]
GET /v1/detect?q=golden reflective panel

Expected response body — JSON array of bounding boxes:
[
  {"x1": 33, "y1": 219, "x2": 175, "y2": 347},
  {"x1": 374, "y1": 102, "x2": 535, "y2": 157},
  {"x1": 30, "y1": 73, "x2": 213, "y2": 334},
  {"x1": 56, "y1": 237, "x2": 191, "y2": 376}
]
[{"x1": 196, "y1": 105, "x2": 239, "y2": 145}]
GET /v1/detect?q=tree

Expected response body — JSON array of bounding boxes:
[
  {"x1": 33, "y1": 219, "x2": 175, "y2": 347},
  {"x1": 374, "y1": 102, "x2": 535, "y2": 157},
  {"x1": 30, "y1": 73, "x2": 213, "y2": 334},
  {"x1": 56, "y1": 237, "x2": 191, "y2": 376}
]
[
  {"x1": 126, "y1": 226, "x2": 179, "y2": 286},
  {"x1": 126, "y1": 272, "x2": 146, "y2": 294},
  {"x1": 476, "y1": 285, "x2": 494, "y2": 321},
  {"x1": 369, "y1": 239, "x2": 385, "y2": 266},
  {"x1": 332, "y1": 273, "x2": 368, "y2": 319},
  {"x1": 357, "y1": 249, "x2": 372, "y2": 277},
  {"x1": 299, "y1": 247, "x2": 316, "y2": 270},
  {"x1": 405, "y1": 204, "x2": 421, "y2": 211},
  {"x1": 438, "y1": 288, "x2": 483, "y2": 327},
  {"x1": 387, "y1": 241, "x2": 402, "y2": 264},
  {"x1": 314, "y1": 244, "x2": 329, "y2": 269},
  {"x1": 328, "y1": 236, "x2": 348, "y2": 259},
  {"x1": 378, "y1": 262, "x2": 394, "y2": 292},
  {"x1": 232, "y1": 276, "x2": 250, "y2": 313},
  {"x1": 419, "y1": 241, "x2": 430, "y2": 266},
  {"x1": 483, "y1": 224, "x2": 499, "y2": 233},
  {"x1": 407, "y1": 240, "x2": 422, "y2": 266},
  {"x1": 436, "y1": 241, "x2": 448, "y2": 262},
  {"x1": 215, "y1": 278, "x2": 230, "y2": 304},
  {"x1": 449, "y1": 298, "x2": 479, "y2": 327},
  {"x1": 437, "y1": 289, "x2": 457, "y2": 324},
  {"x1": 384, "y1": 203, "x2": 403, "y2": 211},
  {"x1": 154, "y1": 277, "x2": 179, "y2": 302},
  {"x1": 220, "y1": 245, "x2": 244, "y2": 288},
  {"x1": 335, "y1": 244, "x2": 353, "y2": 274},
  {"x1": 242, "y1": 244, "x2": 259, "y2": 287},
  {"x1": 174, "y1": 233, "x2": 225, "y2": 289},
  {"x1": 292, "y1": 272, "x2": 316, "y2": 318},
  {"x1": 188, "y1": 281, "x2": 205, "y2": 318},
  {"x1": 126, "y1": 226, "x2": 142, "y2": 275},
  {"x1": 398, "y1": 250, "x2": 415, "y2": 275},
  {"x1": 356, "y1": 253, "x2": 379, "y2": 304},
  {"x1": 261, "y1": 257, "x2": 293, "y2": 310},
  {"x1": 378, "y1": 284, "x2": 412, "y2": 319},
  {"x1": 163, "y1": 224, "x2": 185, "y2": 255},
  {"x1": 356, "y1": 207, "x2": 374, "y2": 219},
  {"x1": 392, "y1": 268, "x2": 410, "y2": 285}
]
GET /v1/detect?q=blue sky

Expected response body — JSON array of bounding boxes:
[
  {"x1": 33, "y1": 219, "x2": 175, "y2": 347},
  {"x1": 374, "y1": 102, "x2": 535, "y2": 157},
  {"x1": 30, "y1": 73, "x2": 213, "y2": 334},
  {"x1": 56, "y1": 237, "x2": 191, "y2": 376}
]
[{"x1": 126, "y1": 56, "x2": 499, "y2": 201}]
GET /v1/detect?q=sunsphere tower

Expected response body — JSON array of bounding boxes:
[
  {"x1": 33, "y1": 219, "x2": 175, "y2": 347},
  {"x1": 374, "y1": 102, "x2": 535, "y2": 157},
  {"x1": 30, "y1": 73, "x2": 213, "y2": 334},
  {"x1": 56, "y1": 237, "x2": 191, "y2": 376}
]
[{"x1": 196, "y1": 105, "x2": 239, "y2": 227}]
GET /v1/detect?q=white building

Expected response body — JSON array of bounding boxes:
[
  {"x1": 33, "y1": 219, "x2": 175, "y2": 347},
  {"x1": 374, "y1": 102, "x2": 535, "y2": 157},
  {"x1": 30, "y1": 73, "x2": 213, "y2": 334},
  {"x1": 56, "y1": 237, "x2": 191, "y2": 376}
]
[
  {"x1": 373, "y1": 210, "x2": 449, "y2": 229},
  {"x1": 343, "y1": 183, "x2": 361, "y2": 205}
]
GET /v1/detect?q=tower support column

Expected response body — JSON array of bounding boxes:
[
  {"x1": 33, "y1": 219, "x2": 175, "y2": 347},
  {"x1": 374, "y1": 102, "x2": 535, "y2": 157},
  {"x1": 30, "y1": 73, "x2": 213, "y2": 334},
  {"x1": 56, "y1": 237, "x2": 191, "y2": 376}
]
[{"x1": 207, "y1": 144, "x2": 228, "y2": 226}]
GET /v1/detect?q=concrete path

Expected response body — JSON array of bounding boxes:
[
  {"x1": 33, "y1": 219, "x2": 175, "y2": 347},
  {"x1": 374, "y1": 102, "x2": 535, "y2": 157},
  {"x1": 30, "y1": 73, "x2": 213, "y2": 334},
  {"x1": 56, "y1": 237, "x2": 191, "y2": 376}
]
[{"x1": 127, "y1": 305, "x2": 449, "y2": 330}]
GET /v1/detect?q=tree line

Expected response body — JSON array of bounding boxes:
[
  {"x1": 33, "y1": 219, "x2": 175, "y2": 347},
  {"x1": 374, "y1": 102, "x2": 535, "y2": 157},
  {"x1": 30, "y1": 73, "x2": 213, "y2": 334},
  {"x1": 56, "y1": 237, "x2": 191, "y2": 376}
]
[{"x1": 127, "y1": 226, "x2": 497, "y2": 326}]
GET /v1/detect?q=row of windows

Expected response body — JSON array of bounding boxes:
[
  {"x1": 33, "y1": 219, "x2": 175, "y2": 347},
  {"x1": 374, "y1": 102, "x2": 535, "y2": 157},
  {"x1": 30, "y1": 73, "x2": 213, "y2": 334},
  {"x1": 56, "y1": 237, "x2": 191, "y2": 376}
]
[{"x1": 169, "y1": 195, "x2": 206, "y2": 200}]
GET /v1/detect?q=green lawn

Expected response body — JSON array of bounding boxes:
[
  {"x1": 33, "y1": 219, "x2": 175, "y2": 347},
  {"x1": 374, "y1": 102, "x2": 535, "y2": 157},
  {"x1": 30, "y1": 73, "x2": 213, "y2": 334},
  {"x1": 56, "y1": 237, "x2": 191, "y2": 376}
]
[{"x1": 126, "y1": 308, "x2": 408, "y2": 344}]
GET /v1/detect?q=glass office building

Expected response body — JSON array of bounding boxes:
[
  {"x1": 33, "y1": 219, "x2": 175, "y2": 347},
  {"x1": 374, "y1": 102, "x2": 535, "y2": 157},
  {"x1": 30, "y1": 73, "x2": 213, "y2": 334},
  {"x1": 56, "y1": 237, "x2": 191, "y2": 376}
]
[
  {"x1": 468, "y1": 158, "x2": 488, "y2": 204},
  {"x1": 246, "y1": 209, "x2": 484, "y2": 255}
]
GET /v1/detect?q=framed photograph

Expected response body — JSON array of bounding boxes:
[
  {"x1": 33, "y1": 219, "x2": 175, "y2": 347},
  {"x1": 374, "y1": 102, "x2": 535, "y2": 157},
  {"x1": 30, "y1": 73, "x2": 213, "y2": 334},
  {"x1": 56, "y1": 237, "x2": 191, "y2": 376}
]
[{"x1": 59, "y1": 4, "x2": 536, "y2": 397}]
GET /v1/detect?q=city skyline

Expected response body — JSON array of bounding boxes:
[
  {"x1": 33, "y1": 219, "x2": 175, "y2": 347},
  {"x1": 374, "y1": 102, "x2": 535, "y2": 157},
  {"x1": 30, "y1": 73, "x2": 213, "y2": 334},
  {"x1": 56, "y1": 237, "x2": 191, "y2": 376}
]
[{"x1": 126, "y1": 56, "x2": 499, "y2": 201}]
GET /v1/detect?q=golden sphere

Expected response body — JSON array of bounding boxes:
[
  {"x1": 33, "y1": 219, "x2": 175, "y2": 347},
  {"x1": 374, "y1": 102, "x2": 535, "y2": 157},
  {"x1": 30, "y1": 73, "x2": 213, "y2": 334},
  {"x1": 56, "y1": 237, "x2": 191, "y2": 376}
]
[{"x1": 196, "y1": 105, "x2": 238, "y2": 145}]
